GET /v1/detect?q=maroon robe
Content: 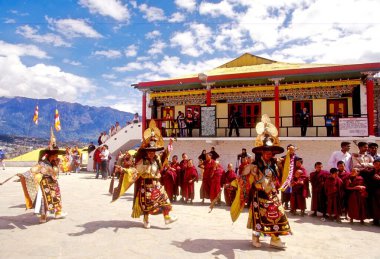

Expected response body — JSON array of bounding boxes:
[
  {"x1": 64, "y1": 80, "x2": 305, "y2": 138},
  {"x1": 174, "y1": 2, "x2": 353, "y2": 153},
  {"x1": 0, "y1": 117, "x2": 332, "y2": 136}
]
[
  {"x1": 210, "y1": 164, "x2": 223, "y2": 201},
  {"x1": 346, "y1": 175, "x2": 368, "y2": 220},
  {"x1": 310, "y1": 170, "x2": 329, "y2": 213},
  {"x1": 170, "y1": 161, "x2": 181, "y2": 196},
  {"x1": 221, "y1": 169, "x2": 237, "y2": 206},
  {"x1": 178, "y1": 159, "x2": 188, "y2": 197},
  {"x1": 325, "y1": 175, "x2": 344, "y2": 217},
  {"x1": 370, "y1": 170, "x2": 380, "y2": 221},
  {"x1": 161, "y1": 166, "x2": 177, "y2": 201},
  {"x1": 200, "y1": 159, "x2": 215, "y2": 200},
  {"x1": 182, "y1": 166, "x2": 198, "y2": 200},
  {"x1": 290, "y1": 175, "x2": 309, "y2": 211}
]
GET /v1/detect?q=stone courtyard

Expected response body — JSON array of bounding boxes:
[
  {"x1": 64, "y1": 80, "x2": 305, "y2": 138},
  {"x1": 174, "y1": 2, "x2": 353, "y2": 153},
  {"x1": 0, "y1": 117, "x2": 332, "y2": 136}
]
[{"x1": 0, "y1": 167, "x2": 379, "y2": 259}]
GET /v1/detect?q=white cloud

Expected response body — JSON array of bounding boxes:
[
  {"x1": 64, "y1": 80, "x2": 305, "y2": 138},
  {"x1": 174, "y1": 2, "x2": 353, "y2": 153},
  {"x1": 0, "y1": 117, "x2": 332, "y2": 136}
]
[
  {"x1": 169, "y1": 12, "x2": 186, "y2": 23},
  {"x1": 102, "y1": 73, "x2": 117, "y2": 80},
  {"x1": 79, "y1": 0, "x2": 130, "y2": 21},
  {"x1": 63, "y1": 58, "x2": 82, "y2": 66},
  {"x1": 93, "y1": 49, "x2": 122, "y2": 58},
  {"x1": 139, "y1": 4, "x2": 166, "y2": 22},
  {"x1": 170, "y1": 23, "x2": 214, "y2": 57},
  {"x1": 0, "y1": 40, "x2": 48, "y2": 59},
  {"x1": 124, "y1": 44, "x2": 138, "y2": 57},
  {"x1": 0, "y1": 55, "x2": 95, "y2": 102},
  {"x1": 145, "y1": 30, "x2": 161, "y2": 39},
  {"x1": 199, "y1": 0, "x2": 236, "y2": 18},
  {"x1": 16, "y1": 25, "x2": 70, "y2": 47},
  {"x1": 175, "y1": 0, "x2": 196, "y2": 12},
  {"x1": 148, "y1": 40, "x2": 166, "y2": 55},
  {"x1": 46, "y1": 16, "x2": 102, "y2": 38},
  {"x1": 4, "y1": 18, "x2": 16, "y2": 24}
]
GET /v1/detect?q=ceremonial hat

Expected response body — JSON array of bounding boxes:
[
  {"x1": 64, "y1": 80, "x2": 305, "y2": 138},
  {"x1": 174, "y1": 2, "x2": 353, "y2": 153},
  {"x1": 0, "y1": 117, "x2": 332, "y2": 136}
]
[
  {"x1": 252, "y1": 114, "x2": 284, "y2": 155},
  {"x1": 141, "y1": 120, "x2": 164, "y2": 152}
]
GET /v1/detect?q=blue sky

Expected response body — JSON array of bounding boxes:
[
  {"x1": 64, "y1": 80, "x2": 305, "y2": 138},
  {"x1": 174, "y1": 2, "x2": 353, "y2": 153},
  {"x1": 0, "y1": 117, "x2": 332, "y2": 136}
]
[{"x1": 1, "y1": 0, "x2": 379, "y2": 113}]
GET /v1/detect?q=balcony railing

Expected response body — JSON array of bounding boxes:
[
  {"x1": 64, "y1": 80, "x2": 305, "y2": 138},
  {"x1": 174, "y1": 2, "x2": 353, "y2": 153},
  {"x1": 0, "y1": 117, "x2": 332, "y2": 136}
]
[{"x1": 147, "y1": 114, "x2": 371, "y2": 137}]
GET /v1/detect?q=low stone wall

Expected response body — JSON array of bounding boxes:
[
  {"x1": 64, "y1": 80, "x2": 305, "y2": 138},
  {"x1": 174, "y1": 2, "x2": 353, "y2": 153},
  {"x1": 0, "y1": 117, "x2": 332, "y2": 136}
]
[{"x1": 165, "y1": 137, "x2": 380, "y2": 173}]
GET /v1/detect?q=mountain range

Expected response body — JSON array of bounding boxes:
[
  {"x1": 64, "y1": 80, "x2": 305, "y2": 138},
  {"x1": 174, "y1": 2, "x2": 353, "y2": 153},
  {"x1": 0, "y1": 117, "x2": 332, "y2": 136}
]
[{"x1": 0, "y1": 97, "x2": 134, "y2": 143}]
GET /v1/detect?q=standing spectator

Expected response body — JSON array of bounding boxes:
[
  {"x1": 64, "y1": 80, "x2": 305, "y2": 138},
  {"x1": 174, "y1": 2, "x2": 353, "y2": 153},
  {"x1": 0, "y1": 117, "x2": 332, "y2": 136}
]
[
  {"x1": 185, "y1": 109, "x2": 194, "y2": 137},
  {"x1": 351, "y1": 141, "x2": 374, "y2": 172},
  {"x1": 209, "y1": 147, "x2": 219, "y2": 160},
  {"x1": 210, "y1": 162, "x2": 224, "y2": 205},
  {"x1": 299, "y1": 107, "x2": 310, "y2": 137},
  {"x1": 193, "y1": 110, "x2": 199, "y2": 128},
  {"x1": 290, "y1": 169, "x2": 309, "y2": 216},
  {"x1": 115, "y1": 122, "x2": 121, "y2": 133},
  {"x1": 237, "y1": 148, "x2": 248, "y2": 165},
  {"x1": 177, "y1": 111, "x2": 186, "y2": 137},
  {"x1": 101, "y1": 131, "x2": 109, "y2": 144},
  {"x1": 182, "y1": 159, "x2": 198, "y2": 204},
  {"x1": 280, "y1": 144, "x2": 299, "y2": 210},
  {"x1": 310, "y1": 162, "x2": 330, "y2": 217},
  {"x1": 97, "y1": 132, "x2": 103, "y2": 145},
  {"x1": 200, "y1": 152, "x2": 216, "y2": 204},
  {"x1": 198, "y1": 149, "x2": 206, "y2": 179},
  {"x1": 0, "y1": 148, "x2": 6, "y2": 170},
  {"x1": 170, "y1": 155, "x2": 181, "y2": 201},
  {"x1": 228, "y1": 106, "x2": 241, "y2": 137},
  {"x1": 178, "y1": 153, "x2": 188, "y2": 201},
  {"x1": 94, "y1": 147, "x2": 102, "y2": 178},
  {"x1": 100, "y1": 145, "x2": 109, "y2": 180},
  {"x1": 133, "y1": 113, "x2": 139, "y2": 123},
  {"x1": 346, "y1": 168, "x2": 368, "y2": 224},
  {"x1": 324, "y1": 113, "x2": 334, "y2": 137},
  {"x1": 71, "y1": 146, "x2": 81, "y2": 174},
  {"x1": 325, "y1": 168, "x2": 344, "y2": 223},
  {"x1": 110, "y1": 125, "x2": 116, "y2": 136},
  {"x1": 88, "y1": 142, "x2": 96, "y2": 154},
  {"x1": 221, "y1": 163, "x2": 237, "y2": 206},
  {"x1": 370, "y1": 158, "x2": 380, "y2": 225},
  {"x1": 368, "y1": 142, "x2": 380, "y2": 160},
  {"x1": 327, "y1": 141, "x2": 352, "y2": 172}
]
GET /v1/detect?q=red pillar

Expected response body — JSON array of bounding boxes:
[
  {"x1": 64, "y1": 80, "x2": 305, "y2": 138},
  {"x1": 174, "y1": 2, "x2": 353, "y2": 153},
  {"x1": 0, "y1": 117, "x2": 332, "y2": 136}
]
[
  {"x1": 142, "y1": 90, "x2": 147, "y2": 134},
  {"x1": 274, "y1": 83, "x2": 280, "y2": 131},
  {"x1": 206, "y1": 85, "x2": 211, "y2": 106},
  {"x1": 366, "y1": 77, "x2": 375, "y2": 136}
]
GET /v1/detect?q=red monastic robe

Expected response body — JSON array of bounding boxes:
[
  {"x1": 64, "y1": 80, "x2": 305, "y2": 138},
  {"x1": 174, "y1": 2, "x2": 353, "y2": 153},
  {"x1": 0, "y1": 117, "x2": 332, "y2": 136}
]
[
  {"x1": 182, "y1": 166, "x2": 198, "y2": 200},
  {"x1": 221, "y1": 169, "x2": 237, "y2": 206},
  {"x1": 200, "y1": 159, "x2": 216, "y2": 200},
  {"x1": 161, "y1": 166, "x2": 177, "y2": 201},
  {"x1": 290, "y1": 174, "x2": 310, "y2": 211},
  {"x1": 209, "y1": 164, "x2": 223, "y2": 201},
  {"x1": 325, "y1": 175, "x2": 344, "y2": 217},
  {"x1": 346, "y1": 175, "x2": 368, "y2": 220},
  {"x1": 310, "y1": 170, "x2": 330, "y2": 213},
  {"x1": 371, "y1": 169, "x2": 380, "y2": 221}
]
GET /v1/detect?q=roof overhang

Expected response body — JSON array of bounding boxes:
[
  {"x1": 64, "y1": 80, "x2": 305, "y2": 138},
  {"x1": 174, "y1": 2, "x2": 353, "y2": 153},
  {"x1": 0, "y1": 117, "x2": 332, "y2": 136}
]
[{"x1": 134, "y1": 63, "x2": 380, "y2": 92}]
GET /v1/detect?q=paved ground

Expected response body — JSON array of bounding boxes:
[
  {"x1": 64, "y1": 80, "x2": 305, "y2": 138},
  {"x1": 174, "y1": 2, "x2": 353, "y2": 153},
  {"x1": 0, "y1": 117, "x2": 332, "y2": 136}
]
[{"x1": 0, "y1": 167, "x2": 379, "y2": 259}]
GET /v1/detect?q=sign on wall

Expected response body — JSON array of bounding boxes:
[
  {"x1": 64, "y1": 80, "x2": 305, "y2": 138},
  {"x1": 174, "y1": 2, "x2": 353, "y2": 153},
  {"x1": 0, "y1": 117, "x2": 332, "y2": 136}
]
[
  {"x1": 339, "y1": 118, "x2": 368, "y2": 137},
  {"x1": 200, "y1": 106, "x2": 216, "y2": 137}
]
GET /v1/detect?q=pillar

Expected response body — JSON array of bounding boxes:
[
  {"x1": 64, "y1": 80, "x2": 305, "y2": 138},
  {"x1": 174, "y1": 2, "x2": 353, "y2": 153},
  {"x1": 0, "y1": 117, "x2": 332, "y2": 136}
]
[
  {"x1": 269, "y1": 78, "x2": 284, "y2": 132},
  {"x1": 142, "y1": 90, "x2": 147, "y2": 133},
  {"x1": 206, "y1": 84, "x2": 211, "y2": 106},
  {"x1": 366, "y1": 76, "x2": 375, "y2": 136}
]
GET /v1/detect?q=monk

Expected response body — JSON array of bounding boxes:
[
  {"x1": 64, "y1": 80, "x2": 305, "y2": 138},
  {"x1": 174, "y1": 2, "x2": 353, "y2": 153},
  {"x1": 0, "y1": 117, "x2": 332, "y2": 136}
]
[
  {"x1": 309, "y1": 162, "x2": 329, "y2": 217},
  {"x1": 221, "y1": 163, "x2": 237, "y2": 206},
  {"x1": 178, "y1": 153, "x2": 188, "y2": 201},
  {"x1": 370, "y1": 158, "x2": 380, "y2": 225},
  {"x1": 337, "y1": 160, "x2": 350, "y2": 219},
  {"x1": 161, "y1": 163, "x2": 178, "y2": 202},
  {"x1": 325, "y1": 168, "x2": 344, "y2": 222},
  {"x1": 345, "y1": 168, "x2": 367, "y2": 224},
  {"x1": 210, "y1": 162, "x2": 223, "y2": 204},
  {"x1": 170, "y1": 155, "x2": 181, "y2": 201},
  {"x1": 200, "y1": 152, "x2": 216, "y2": 204},
  {"x1": 290, "y1": 169, "x2": 309, "y2": 216},
  {"x1": 182, "y1": 159, "x2": 198, "y2": 204}
]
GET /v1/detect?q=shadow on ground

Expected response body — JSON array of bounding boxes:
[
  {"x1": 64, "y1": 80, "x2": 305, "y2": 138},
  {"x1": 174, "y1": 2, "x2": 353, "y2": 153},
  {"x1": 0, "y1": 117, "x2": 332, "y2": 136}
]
[
  {"x1": 68, "y1": 220, "x2": 169, "y2": 236},
  {"x1": 172, "y1": 238, "x2": 281, "y2": 259},
  {"x1": 0, "y1": 213, "x2": 38, "y2": 230}
]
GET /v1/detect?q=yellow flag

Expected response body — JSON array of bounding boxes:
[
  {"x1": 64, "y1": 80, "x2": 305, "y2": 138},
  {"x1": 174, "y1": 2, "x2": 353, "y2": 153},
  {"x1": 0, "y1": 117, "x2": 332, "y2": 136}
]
[
  {"x1": 54, "y1": 109, "x2": 61, "y2": 131},
  {"x1": 33, "y1": 105, "x2": 38, "y2": 125}
]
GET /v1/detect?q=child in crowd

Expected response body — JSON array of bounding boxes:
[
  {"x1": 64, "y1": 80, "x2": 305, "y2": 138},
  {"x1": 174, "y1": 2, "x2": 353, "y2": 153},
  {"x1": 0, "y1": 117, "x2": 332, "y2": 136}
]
[
  {"x1": 345, "y1": 168, "x2": 368, "y2": 224},
  {"x1": 290, "y1": 169, "x2": 309, "y2": 216},
  {"x1": 325, "y1": 168, "x2": 344, "y2": 222},
  {"x1": 183, "y1": 159, "x2": 198, "y2": 204}
]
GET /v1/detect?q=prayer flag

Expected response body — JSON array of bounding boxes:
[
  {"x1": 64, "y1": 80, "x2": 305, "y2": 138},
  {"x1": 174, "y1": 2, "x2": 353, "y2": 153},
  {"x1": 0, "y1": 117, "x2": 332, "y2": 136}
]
[
  {"x1": 33, "y1": 105, "x2": 39, "y2": 125},
  {"x1": 54, "y1": 109, "x2": 61, "y2": 131}
]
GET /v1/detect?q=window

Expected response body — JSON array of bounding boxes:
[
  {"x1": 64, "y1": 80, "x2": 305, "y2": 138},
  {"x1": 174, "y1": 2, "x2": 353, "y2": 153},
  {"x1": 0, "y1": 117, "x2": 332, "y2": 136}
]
[
  {"x1": 228, "y1": 103, "x2": 261, "y2": 128},
  {"x1": 293, "y1": 100, "x2": 313, "y2": 126}
]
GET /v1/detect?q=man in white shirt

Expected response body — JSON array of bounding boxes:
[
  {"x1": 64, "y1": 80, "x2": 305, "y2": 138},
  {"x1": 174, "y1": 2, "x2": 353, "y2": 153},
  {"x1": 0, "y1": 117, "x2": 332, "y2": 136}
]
[
  {"x1": 100, "y1": 145, "x2": 110, "y2": 180},
  {"x1": 115, "y1": 121, "x2": 121, "y2": 133},
  {"x1": 327, "y1": 141, "x2": 352, "y2": 171}
]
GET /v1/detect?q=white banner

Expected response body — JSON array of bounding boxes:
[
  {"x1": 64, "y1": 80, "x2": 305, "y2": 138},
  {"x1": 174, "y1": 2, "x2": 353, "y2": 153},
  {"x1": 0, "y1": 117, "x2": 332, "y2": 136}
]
[{"x1": 339, "y1": 118, "x2": 368, "y2": 137}]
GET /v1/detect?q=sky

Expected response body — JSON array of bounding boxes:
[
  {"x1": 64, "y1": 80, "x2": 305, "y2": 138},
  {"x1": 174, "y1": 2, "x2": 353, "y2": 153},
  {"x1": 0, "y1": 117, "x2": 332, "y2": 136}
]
[{"x1": 0, "y1": 0, "x2": 379, "y2": 113}]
